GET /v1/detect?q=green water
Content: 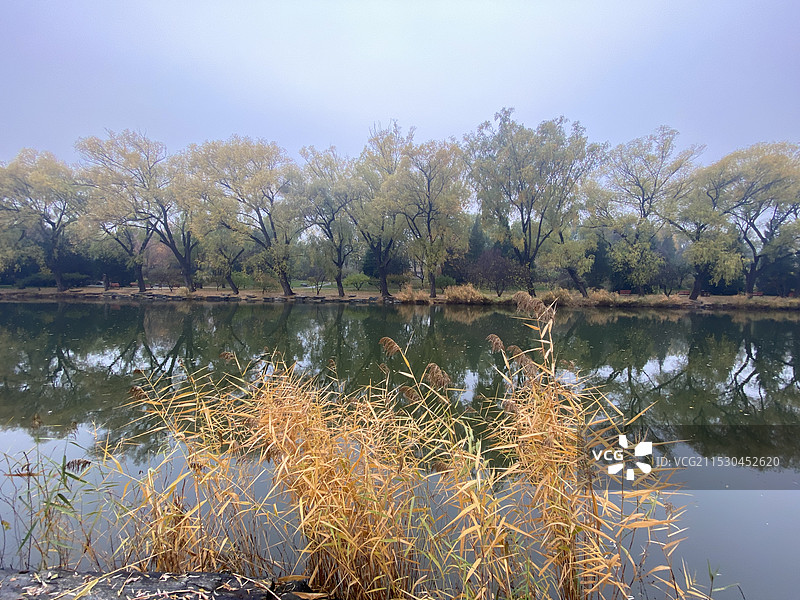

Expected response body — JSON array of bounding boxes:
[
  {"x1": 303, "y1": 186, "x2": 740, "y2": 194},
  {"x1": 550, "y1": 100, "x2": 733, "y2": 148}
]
[{"x1": 0, "y1": 301, "x2": 798, "y2": 597}]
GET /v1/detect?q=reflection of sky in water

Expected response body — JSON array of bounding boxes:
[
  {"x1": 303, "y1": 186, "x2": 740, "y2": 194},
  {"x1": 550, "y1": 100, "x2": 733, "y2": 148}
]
[
  {"x1": 677, "y1": 490, "x2": 800, "y2": 600},
  {"x1": 460, "y1": 371, "x2": 478, "y2": 403},
  {"x1": 0, "y1": 425, "x2": 102, "y2": 458}
]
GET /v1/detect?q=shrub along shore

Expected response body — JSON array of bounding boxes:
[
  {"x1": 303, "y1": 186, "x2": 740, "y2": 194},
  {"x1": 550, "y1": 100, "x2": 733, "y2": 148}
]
[{"x1": 1, "y1": 283, "x2": 800, "y2": 312}]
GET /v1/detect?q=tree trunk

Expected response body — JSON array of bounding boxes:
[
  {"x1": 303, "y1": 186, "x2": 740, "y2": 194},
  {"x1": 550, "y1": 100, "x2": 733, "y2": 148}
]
[
  {"x1": 225, "y1": 273, "x2": 239, "y2": 294},
  {"x1": 566, "y1": 267, "x2": 589, "y2": 298},
  {"x1": 174, "y1": 256, "x2": 194, "y2": 291},
  {"x1": 182, "y1": 235, "x2": 196, "y2": 292},
  {"x1": 102, "y1": 273, "x2": 110, "y2": 291},
  {"x1": 378, "y1": 264, "x2": 391, "y2": 298},
  {"x1": 278, "y1": 269, "x2": 294, "y2": 296},
  {"x1": 182, "y1": 268, "x2": 196, "y2": 292},
  {"x1": 745, "y1": 264, "x2": 758, "y2": 297},
  {"x1": 335, "y1": 270, "x2": 345, "y2": 297},
  {"x1": 688, "y1": 271, "x2": 707, "y2": 301},
  {"x1": 525, "y1": 267, "x2": 537, "y2": 296},
  {"x1": 163, "y1": 244, "x2": 195, "y2": 291},
  {"x1": 135, "y1": 263, "x2": 147, "y2": 292},
  {"x1": 429, "y1": 271, "x2": 437, "y2": 298},
  {"x1": 176, "y1": 252, "x2": 196, "y2": 291},
  {"x1": 53, "y1": 270, "x2": 66, "y2": 292}
]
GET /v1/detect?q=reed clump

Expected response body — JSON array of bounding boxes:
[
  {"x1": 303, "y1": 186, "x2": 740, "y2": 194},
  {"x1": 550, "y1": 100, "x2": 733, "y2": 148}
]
[
  {"x1": 442, "y1": 283, "x2": 488, "y2": 304},
  {"x1": 537, "y1": 287, "x2": 577, "y2": 307},
  {"x1": 1, "y1": 293, "x2": 708, "y2": 600},
  {"x1": 396, "y1": 283, "x2": 431, "y2": 304},
  {"x1": 586, "y1": 289, "x2": 619, "y2": 307}
]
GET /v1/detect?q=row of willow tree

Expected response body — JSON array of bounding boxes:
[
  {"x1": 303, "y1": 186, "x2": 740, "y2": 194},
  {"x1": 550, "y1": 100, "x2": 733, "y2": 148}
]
[{"x1": 1, "y1": 109, "x2": 799, "y2": 300}]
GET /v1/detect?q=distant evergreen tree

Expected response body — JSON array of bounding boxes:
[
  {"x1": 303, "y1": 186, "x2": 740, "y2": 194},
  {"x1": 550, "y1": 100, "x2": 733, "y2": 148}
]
[
  {"x1": 466, "y1": 217, "x2": 487, "y2": 263},
  {"x1": 444, "y1": 217, "x2": 489, "y2": 282}
]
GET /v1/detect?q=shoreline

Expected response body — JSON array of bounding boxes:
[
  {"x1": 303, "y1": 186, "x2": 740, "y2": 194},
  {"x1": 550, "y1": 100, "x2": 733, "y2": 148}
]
[
  {"x1": 0, "y1": 286, "x2": 399, "y2": 305},
  {"x1": 0, "y1": 286, "x2": 799, "y2": 312}
]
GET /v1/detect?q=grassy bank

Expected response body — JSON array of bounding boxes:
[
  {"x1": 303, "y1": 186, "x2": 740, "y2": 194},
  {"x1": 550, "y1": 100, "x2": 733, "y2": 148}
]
[
  {"x1": 398, "y1": 283, "x2": 800, "y2": 312},
  {"x1": 0, "y1": 295, "x2": 710, "y2": 600},
  {"x1": 2, "y1": 283, "x2": 800, "y2": 313}
]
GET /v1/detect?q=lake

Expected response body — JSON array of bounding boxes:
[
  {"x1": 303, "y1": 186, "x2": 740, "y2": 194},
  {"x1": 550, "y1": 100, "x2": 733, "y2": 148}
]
[{"x1": 0, "y1": 300, "x2": 797, "y2": 598}]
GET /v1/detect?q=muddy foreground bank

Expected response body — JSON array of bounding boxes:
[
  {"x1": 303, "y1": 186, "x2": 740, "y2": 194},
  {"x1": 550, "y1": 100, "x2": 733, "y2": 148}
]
[{"x1": 0, "y1": 569, "x2": 325, "y2": 600}]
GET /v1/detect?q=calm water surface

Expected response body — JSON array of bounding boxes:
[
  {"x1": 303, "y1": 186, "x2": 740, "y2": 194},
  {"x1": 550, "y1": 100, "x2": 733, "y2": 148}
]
[{"x1": 0, "y1": 301, "x2": 798, "y2": 598}]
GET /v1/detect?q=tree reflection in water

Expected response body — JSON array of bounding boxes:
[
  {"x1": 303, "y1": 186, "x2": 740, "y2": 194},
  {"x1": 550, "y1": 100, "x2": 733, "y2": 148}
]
[
  {"x1": 554, "y1": 309, "x2": 800, "y2": 471},
  {"x1": 0, "y1": 302, "x2": 798, "y2": 469}
]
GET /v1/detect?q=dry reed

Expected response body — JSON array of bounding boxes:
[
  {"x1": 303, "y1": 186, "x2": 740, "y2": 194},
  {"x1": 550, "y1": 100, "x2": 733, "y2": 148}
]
[
  {"x1": 396, "y1": 284, "x2": 431, "y2": 304},
  {"x1": 442, "y1": 284, "x2": 488, "y2": 304}
]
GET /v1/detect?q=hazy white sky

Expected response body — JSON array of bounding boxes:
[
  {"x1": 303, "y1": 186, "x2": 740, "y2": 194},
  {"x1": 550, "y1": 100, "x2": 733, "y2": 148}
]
[{"x1": 2, "y1": 1, "x2": 798, "y2": 164}]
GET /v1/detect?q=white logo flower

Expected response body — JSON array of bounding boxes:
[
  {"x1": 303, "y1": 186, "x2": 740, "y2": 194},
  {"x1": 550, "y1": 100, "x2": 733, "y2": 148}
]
[{"x1": 608, "y1": 435, "x2": 652, "y2": 480}]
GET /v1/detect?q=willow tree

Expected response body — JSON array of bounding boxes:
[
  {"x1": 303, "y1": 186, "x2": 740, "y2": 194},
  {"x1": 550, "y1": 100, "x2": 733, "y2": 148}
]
[
  {"x1": 719, "y1": 143, "x2": 800, "y2": 295},
  {"x1": 0, "y1": 150, "x2": 85, "y2": 291},
  {"x1": 348, "y1": 122, "x2": 413, "y2": 298},
  {"x1": 300, "y1": 146, "x2": 361, "y2": 297},
  {"x1": 123, "y1": 150, "x2": 205, "y2": 292},
  {"x1": 197, "y1": 225, "x2": 249, "y2": 293},
  {"x1": 394, "y1": 139, "x2": 468, "y2": 297},
  {"x1": 663, "y1": 161, "x2": 743, "y2": 299},
  {"x1": 466, "y1": 109, "x2": 603, "y2": 294},
  {"x1": 77, "y1": 130, "x2": 165, "y2": 292},
  {"x1": 187, "y1": 136, "x2": 303, "y2": 296},
  {"x1": 598, "y1": 126, "x2": 702, "y2": 293},
  {"x1": 80, "y1": 131, "x2": 199, "y2": 291}
]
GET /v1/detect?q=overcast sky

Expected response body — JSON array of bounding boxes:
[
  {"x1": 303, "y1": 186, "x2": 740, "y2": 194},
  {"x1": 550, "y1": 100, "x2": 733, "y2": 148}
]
[{"x1": 2, "y1": 1, "x2": 798, "y2": 165}]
